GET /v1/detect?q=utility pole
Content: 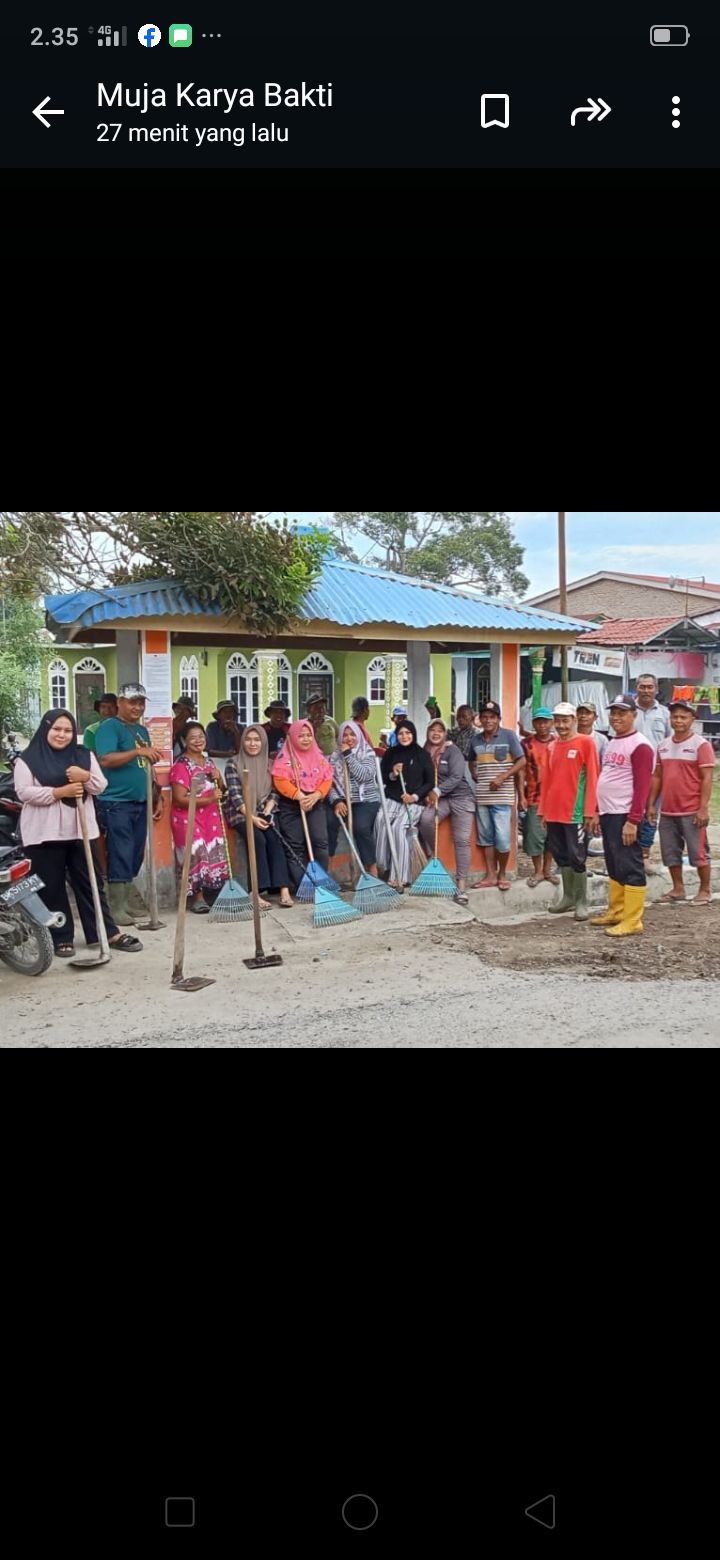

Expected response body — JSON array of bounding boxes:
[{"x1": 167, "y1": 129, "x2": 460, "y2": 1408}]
[{"x1": 558, "y1": 511, "x2": 569, "y2": 699}]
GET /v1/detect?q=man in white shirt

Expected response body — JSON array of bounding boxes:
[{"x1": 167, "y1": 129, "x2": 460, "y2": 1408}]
[{"x1": 633, "y1": 673, "x2": 671, "y2": 867}]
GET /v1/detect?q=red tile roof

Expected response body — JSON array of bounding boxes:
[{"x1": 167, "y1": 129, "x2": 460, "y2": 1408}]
[{"x1": 579, "y1": 616, "x2": 682, "y2": 645}]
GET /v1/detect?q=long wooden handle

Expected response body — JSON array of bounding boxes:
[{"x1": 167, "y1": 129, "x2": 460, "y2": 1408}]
[
  {"x1": 144, "y1": 759, "x2": 161, "y2": 926},
  {"x1": 287, "y1": 738, "x2": 314, "y2": 860},
  {"x1": 172, "y1": 772, "x2": 203, "y2": 982},
  {"x1": 374, "y1": 754, "x2": 403, "y2": 886},
  {"x1": 344, "y1": 761, "x2": 354, "y2": 840},
  {"x1": 242, "y1": 767, "x2": 265, "y2": 959},
  {"x1": 77, "y1": 795, "x2": 111, "y2": 957},
  {"x1": 337, "y1": 813, "x2": 365, "y2": 877},
  {"x1": 434, "y1": 763, "x2": 440, "y2": 860}
]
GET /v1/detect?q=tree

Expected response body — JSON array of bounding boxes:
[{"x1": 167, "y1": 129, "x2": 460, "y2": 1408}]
[
  {"x1": 331, "y1": 512, "x2": 529, "y2": 598},
  {"x1": 0, "y1": 593, "x2": 45, "y2": 743},
  {"x1": 0, "y1": 513, "x2": 329, "y2": 635}
]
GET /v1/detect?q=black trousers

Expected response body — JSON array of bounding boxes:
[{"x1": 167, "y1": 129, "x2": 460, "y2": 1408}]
[
  {"x1": 545, "y1": 821, "x2": 588, "y2": 873},
  {"x1": 599, "y1": 814, "x2": 646, "y2": 887},
  {"x1": 275, "y1": 798, "x2": 329, "y2": 889},
  {"x1": 233, "y1": 819, "x2": 291, "y2": 892},
  {"x1": 27, "y1": 839, "x2": 119, "y2": 949}
]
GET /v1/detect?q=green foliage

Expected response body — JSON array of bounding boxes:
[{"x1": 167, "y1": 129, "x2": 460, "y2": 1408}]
[
  {"x1": 332, "y1": 512, "x2": 529, "y2": 598},
  {"x1": 1, "y1": 512, "x2": 329, "y2": 635},
  {"x1": 0, "y1": 595, "x2": 44, "y2": 739}
]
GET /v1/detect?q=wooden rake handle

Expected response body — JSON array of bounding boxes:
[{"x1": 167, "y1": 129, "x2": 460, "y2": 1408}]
[{"x1": 287, "y1": 737, "x2": 315, "y2": 860}]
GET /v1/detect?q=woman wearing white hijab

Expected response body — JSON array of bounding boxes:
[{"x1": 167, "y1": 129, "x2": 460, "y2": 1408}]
[{"x1": 329, "y1": 719, "x2": 382, "y2": 872}]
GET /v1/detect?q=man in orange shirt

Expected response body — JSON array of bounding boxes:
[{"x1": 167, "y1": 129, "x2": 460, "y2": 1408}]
[{"x1": 539, "y1": 702, "x2": 600, "y2": 922}]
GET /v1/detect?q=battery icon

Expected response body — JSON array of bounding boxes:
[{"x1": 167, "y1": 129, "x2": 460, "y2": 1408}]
[{"x1": 650, "y1": 25, "x2": 690, "y2": 45}]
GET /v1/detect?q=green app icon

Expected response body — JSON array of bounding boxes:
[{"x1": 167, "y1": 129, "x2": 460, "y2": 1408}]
[{"x1": 169, "y1": 23, "x2": 192, "y2": 47}]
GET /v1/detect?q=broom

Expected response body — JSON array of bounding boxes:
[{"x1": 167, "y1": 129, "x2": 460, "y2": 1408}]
[
  {"x1": 286, "y1": 737, "x2": 342, "y2": 902},
  {"x1": 409, "y1": 763, "x2": 459, "y2": 897},
  {"x1": 337, "y1": 815, "x2": 401, "y2": 916},
  {"x1": 208, "y1": 780, "x2": 262, "y2": 923},
  {"x1": 397, "y1": 762, "x2": 427, "y2": 884},
  {"x1": 312, "y1": 883, "x2": 362, "y2": 928}
]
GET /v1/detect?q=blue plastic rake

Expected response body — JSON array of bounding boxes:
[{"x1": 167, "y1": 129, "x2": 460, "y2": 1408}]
[{"x1": 409, "y1": 795, "x2": 459, "y2": 898}]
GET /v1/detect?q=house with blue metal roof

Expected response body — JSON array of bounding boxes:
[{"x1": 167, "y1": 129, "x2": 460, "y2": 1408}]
[{"x1": 43, "y1": 554, "x2": 590, "y2": 738}]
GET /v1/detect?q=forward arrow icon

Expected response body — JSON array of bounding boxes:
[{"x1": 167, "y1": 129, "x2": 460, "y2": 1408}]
[{"x1": 571, "y1": 97, "x2": 611, "y2": 125}]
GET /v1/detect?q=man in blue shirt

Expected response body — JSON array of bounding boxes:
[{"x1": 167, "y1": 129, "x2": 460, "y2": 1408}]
[{"x1": 95, "y1": 682, "x2": 165, "y2": 925}]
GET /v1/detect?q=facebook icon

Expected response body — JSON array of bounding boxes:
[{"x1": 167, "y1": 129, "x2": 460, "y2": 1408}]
[{"x1": 138, "y1": 22, "x2": 162, "y2": 46}]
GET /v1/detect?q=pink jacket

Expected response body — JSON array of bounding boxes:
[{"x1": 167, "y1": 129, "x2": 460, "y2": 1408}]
[{"x1": 14, "y1": 753, "x2": 108, "y2": 844}]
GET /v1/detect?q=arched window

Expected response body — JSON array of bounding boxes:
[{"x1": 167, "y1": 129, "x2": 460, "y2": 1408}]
[
  {"x1": 277, "y1": 655, "x2": 292, "y2": 718},
  {"x1": 298, "y1": 652, "x2": 334, "y2": 716},
  {"x1": 227, "y1": 654, "x2": 250, "y2": 724},
  {"x1": 48, "y1": 658, "x2": 69, "y2": 710},
  {"x1": 73, "y1": 657, "x2": 106, "y2": 732},
  {"x1": 367, "y1": 657, "x2": 386, "y2": 704},
  {"x1": 179, "y1": 655, "x2": 199, "y2": 708}
]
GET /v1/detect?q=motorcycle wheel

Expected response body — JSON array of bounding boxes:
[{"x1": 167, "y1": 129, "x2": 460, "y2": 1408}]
[{"x1": 0, "y1": 907, "x2": 55, "y2": 976}]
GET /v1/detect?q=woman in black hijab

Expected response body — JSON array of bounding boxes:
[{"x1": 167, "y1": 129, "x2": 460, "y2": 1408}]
[
  {"x1": 14, "y1": 709, "x2": 143, "y2": 957},
  {"x1": 376, "y1": 719, "x2": 435, "y2": 886}
]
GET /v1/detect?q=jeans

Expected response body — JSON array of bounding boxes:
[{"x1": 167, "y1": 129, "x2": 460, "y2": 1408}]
[{"x1": 95, "y1": 799, "x2": 147, "y2": 882}]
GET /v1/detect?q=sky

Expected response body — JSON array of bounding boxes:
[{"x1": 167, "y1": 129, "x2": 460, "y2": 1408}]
[{"x1": 281, "y1": 512, "x2": 720, "y2": 600}]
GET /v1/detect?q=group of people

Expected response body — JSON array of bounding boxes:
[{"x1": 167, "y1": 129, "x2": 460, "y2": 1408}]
[{"x1": 9, "y1": 670, "x2": 714, "y2": 960}]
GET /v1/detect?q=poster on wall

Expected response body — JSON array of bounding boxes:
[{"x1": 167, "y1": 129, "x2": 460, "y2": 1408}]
[
  {"x1": 142, "y1": 630, "x2": 173, "y2": 719},
  {"x1": 553, "y1": 646, "x2": 626, "y2": 675}
]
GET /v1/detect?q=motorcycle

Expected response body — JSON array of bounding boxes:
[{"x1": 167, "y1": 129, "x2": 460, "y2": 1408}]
[
  {"x1": 0, "y1": 841, "x2": 65, "y2": 977},
  {"x1": 0, "y1": 762, "x2": 22, "y2": 847}
]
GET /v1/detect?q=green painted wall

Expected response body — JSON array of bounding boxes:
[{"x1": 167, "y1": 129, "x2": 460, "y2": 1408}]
[{"x1": 40, "y1": 646, "x2": 118, "y2": 730}]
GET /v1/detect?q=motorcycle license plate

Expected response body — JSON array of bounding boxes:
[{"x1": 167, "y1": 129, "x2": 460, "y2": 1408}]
[{"x1": 0, "y1": 873, "x2": 44, "y2": 906}]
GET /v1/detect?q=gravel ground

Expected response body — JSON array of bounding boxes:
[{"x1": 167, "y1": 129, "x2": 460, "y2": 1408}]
[{"x1": 2, "y1": 881, "x2": 718, "y2": 1047}]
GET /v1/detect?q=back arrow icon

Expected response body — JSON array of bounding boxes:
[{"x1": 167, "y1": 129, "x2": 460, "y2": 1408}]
[
  {"x1": 571, "y1": 96, "x2": 611, "y2": 125},
  {"x1": 33, "y1": 96, "x2": 65, "y2": 129}
]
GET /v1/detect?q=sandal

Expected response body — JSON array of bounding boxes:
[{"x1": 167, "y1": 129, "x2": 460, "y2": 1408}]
[
  {"x1": 689, "y1": 895, "x2": 711, "y2": 907},
  {"x1": 497, "y1": 878, "x2": 512, "y2": 892},
  {"x1": 109, "y1": 933, "x2": 143, "y2": 951},
  {"x1": 526, "y1": 876, "x2": 544, "y2": 889},
  {"x1": 54, "y1": 943, "x2": 75, "y2": 958},
  {"x1": 189, "y1": 900, "x2": 210, "y2": 914},
  {"x1": 659, "y1": 891, "x2": 687, "y2": 904}
]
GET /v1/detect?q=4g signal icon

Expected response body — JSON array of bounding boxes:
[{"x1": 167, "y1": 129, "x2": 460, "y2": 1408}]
[{"x1": 89, "y1": 26, "x2": 128, "y2": 46}]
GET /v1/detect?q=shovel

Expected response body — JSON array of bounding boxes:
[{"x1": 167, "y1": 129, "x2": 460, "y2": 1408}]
[
  {"x1": 171, "y1": 771, "x2": 216, "y2": 991},
  {"x1": 68, "y1": 795, "x2": 112, "y2": 969}
]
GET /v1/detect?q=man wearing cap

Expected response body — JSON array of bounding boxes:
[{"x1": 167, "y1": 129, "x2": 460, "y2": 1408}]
[
  {"x1": 518, "y1": 708, "x2": 559, "y2": 888},
  {"x1": 387, "y1": 705, "x2": 408, "y2": 748},
  {"x1": 306, "y1": 694, "x2": 339, "y2": 757},
  {"x1": 468, "y1": 701, "x2": 526, "y2": 890},
  {"x1": 539, "y1": 702, "x2": 599, "y2": 920},
  {"x1": 263, "y1": 699, "x2": 291, "y2": 756},
  {"x1": 576, "y1": 701, "x2": 608, "y2": 766},
  {"x1": 647, "y1": 698, "x2": 715, "y2": 906},
  {"x1": 95, "y1": 683, "x2": 165, "y2": 926},
  {"x1": 83, "y1": 693, "x2": 118, "y2": 754},
  {"x1": 172, "y1": 694, "x2": 197, "y2": 760},
  {"x1": 448, "y1": 704, "x2": 475, "y2": 759},
  {"x1": 588, "y1": 696, "x2": 655, "y2": 935},
  {"x1": 206, "y1": 701, "x2": 243, "y2": 759}
]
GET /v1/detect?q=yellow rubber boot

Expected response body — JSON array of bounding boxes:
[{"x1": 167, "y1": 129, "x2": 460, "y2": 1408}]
[
  {"x1": 605, "y1": 884, "x2": 646, "y2": 936},
  {"x1": 590, "y1": 878, "x2": 624, "y2": 926}
]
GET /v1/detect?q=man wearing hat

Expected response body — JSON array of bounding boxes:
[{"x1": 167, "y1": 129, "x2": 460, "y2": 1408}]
[
  {"x1": 83, "y1": 693, "x2": 118, "y2": 754},
  {"x1": 206, "y1": 700, "x2": 243, "y2": 759},
  {"x1": 647, "y1": 697, "x2": 715, "y2": 906},
  {"x1": 539, "y1": 702, "x2": 599, "y2": 920},
  {"x1": 467, "y1": 700, "x2": 526, "y2": 890},
  {"x1": 95, "y1": 683, "x2": 165, "y2": 925},
  {"x1": 263, "y1": 698, "x2": 292, "y2": 756},
  {"x1": 172, "y1": 694, "x2": 197, "y2": 760},
  {"x1": 387, "y1": 705, "x2": 408, "y2": 748},
  {"x1": 306, "y1": 693, "x2": 339, "y2": 757},
  {"x1": 518, "y1": 708, "x2": 559, "y2": 887},
  {"x1": 588, "y1": 696, "x2": 655, "y2": 935}
]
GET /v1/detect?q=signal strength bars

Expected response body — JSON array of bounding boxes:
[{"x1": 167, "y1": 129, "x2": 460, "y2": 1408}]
[{"x1": 94, "y1": 26, "x2": 128, "y2": 46}]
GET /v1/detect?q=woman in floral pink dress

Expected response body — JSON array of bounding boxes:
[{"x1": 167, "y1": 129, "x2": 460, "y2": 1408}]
[{"x1": 170, "y1": 722, "x2": 229, "y2": 913}]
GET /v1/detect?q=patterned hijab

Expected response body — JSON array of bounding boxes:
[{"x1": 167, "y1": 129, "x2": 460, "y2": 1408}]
[
  {"x1": 272, "y1": 719, "x2": 333, "y2": 793},
  {"x1": 425, "y1": 718, "x2": 449, "y2": 774},
  {"x1": 331, "y1": 719, "x2": 375, "y2": 801}
]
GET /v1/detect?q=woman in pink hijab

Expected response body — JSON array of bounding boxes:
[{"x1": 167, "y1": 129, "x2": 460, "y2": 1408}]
[{"x1": 271, "y1": 719, "x2": 335, "y2": 888}]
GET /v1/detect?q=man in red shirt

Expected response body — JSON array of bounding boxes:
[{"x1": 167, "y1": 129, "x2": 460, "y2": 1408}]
[
  {"x1": 518, "y1": 707, "x2": 558, "y2": 887},
  {"x1": 647, "y1": 698, "x2": 716, "y2": 905},
  {"x1": 539, "y1": 702, "x2": 599, "y2": 921}
]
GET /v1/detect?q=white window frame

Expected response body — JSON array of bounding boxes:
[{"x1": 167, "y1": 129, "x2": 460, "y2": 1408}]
[
  {"x1": 48, "y1": 658, "x2": 69, "y2": 710},
  {"x1": 227, "y1": 654, "x2": 250, "y2": 724},
  {"x1": 179, "y1": 654, "x2": 200, "y2": 708},
  {"x1": 367, "y1": 656, "x2": 387, "y2": 705}
]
